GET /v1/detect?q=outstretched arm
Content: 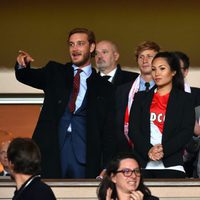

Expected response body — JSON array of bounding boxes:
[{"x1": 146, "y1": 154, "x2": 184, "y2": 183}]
[{"x1": 17, "y1": 50, "x2": 34, "y2": 67}]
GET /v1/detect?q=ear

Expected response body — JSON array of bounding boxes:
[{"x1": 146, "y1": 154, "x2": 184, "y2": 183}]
[
  {"x1": 111, "y1": 173, "x2": 116, "y2": 183},
  {"x1": 90, "y1": 43, "x2": 96, "y2": 54},
  {"x1": 172, "y1": 71, "x2": 176, "y2": 76},
  {"x1": 184, "y1": 68, "x2": 189, "y2": 78},
  {"x1": 114, "y1": 52, "x2": 120, "y2": 61}
]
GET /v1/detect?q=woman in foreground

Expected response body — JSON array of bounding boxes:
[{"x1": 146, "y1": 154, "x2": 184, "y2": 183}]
[{"x1": 97, "y1": 153, "x2": 159, "y2": 200}]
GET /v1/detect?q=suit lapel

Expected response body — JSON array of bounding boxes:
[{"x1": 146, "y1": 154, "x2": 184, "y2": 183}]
[
  {"x1": 55, "y1": 63, "x2": 74, "y2": 117},
  {"x1": 112, "y1": 65, "x2": 121, "y2": 85},
  {"x1": 162, "y1": 88, "x2": 179, "y2": 142}
]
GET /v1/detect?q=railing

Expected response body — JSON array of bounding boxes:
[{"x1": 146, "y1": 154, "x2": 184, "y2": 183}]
[
  {"x1": 1, "y1": 178, "x2": 200, "y2": 200},
  {"x1": 0, "y1": 94, "x2": 44, "y2": 104}
]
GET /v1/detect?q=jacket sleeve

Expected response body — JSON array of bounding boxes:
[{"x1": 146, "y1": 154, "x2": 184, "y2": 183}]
[{"x1": 15, "y1": 62, "x2": 49, "y2": 90}]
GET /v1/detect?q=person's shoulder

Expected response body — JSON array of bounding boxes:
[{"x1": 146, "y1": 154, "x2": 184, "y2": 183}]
[
  {"x1": 44, "y1": 61, "x2": 73, "y2": 75},
  {"x1": 121, "y1": 69, "x2": 139, "y2": 76},
  {"x1": 89, "y1": 69, "x2": 114, "y2": 91},
  {"x1": 191, "y1": 86, "x2": 200, "y2": 92},
  {"x1": 119, "y1": 67, "x2": 139, "y2": 79},
  {"x1": 172, "y1": 88, "x2": 195, "y2": 106},
  {"x1": 46, "y1": 61, "x2": 71, "y2": 68},
  {"x1": 30, "y1": 177, "x2": 56, "y2": 197},
  {"x1": 117, "y1": 80, "x2": 135, "y2": 91}
]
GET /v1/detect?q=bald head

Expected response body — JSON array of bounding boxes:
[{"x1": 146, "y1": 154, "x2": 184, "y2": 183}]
[{"x1": 95, "y1": 40, "x2": 120, "y2": 74}]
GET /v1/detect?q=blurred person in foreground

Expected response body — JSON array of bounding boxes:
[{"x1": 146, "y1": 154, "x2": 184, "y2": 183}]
[
  {"x1": 7, "y1": 138, "x2": 56, "y2": 200},
  {"x1": 0, "y1": 129, "x2": 14, "y2": 176}
]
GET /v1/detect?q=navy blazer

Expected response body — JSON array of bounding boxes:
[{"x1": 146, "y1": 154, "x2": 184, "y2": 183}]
[
  {"x1": 129, "y1": 87, "x2": 195, "y2": 168},
  {"x1": 15, "y1": 61, "x2": 116, "y2": 178}
]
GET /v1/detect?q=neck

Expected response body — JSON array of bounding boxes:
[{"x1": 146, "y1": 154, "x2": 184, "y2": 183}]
[
  {"x1": 100, "y1": 65, "x2": 116, "y2": 75},
  {"x1": 14, "y1": 174, "x2": 32, "y2": 190},
  {"x1": 117, "y1": 190, "x2": 130, "y2": 200},
  {"x1": 157, "y1": 84, "x2": 172, "y2": 96},
  {"x1": 141, "y1": 74, "x2": 152, "y2": 82}
]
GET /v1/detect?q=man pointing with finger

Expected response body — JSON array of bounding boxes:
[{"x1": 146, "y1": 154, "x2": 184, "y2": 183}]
[{"x1": 15, "y1": 28, "x2": 116, "y2": 179}]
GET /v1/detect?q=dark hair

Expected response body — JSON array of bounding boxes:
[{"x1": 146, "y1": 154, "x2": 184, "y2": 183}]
[
  {"x1": 68, "y1": 27, "x2": 96, "y2": 57},
  {"x1": 152, "y1": 51, "x2": 184, "y2": 91},
  {"x1": 174, "y1": 51, "x2": 190, "y2": 69},
  {"x1": 7, "y1": 138, "x2": 41, "y2": 175},
  {"x1": 135, "y1": 41, "x2": 160, "y2": 60},
  {"x1": 97, "y1": 153, "x2": 151, "y2": 200}
]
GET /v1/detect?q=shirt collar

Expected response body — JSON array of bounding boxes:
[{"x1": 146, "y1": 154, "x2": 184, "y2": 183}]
[
  {"x1": 72, "y1": 64, "x2": 92, "y2": 77},
  {"x1": 100, "y1": 67, "x2": 117, "y2": 77},
  {"x1": 140, "y1": 77, "x2": 155, "y2": 88}
]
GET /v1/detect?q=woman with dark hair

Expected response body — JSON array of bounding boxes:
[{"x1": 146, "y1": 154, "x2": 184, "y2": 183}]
[
  {"x1": 97, "y1": 153, "x2": 159, "y2": 200},
  {"x1": 129, "y1": 51, "x2": 195, "y2": 178}
]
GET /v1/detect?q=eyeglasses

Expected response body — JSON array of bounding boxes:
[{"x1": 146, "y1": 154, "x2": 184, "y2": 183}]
[{"x1": 115, "y1": 168, "x2": 141, "y2": 177}]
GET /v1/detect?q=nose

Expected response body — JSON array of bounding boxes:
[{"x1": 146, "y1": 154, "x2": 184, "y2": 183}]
[
  {"x1": 143, "y1": 56, "x2": 149, "y2": 63},
  {"x1": 155, "y1": 69, "x2": 160, "y2": 76}
]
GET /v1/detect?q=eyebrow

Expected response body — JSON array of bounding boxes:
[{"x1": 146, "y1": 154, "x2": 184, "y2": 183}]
[{"x1": 152, "y1": 64, "x2": 167, "y2": 68}]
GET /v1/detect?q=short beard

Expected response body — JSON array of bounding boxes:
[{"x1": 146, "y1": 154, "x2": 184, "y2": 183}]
[
  {"x1": 71, "y1": 51, "x2": 91, "y2": 67},
  {"x1": 96, "y1": 63, "x2": 108, "y2": 73}
]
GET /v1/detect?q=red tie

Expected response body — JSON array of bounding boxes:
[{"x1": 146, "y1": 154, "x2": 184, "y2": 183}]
[{"x1": 69, "y1": 69, "x2": 82, "y2": 113}]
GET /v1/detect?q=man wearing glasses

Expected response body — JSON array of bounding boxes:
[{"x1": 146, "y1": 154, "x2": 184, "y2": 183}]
[{"x1": 15, "y1": 28, "x2": 116, "y2": 179}]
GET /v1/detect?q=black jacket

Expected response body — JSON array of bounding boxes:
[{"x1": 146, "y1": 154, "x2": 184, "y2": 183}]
[
  {"x1": 129, "y1": 88, "x2": 195, "y2": 168},
  {"x1": 15, "y1": 61, "x2": 116, "y2": 178}
]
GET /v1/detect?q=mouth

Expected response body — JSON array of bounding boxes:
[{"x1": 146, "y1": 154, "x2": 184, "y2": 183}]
[
  {"x1": 97, "y1": 59, "x2": 105, "y2": 64},
  {"x1": 142, "y1": 63, "x2": 150, "y2": 67},
  {"x1": 72, "y1": 52, "x2": 82, "y2": 59},
  {"x1": 127, "y1": 180, "x2": 137, "y2": 187},
  {"x1": 155, "y1": 78, "x2": 161, "y2": 82}
]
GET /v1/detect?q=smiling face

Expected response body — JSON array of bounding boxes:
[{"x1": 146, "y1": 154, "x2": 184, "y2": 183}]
[
  {"x1": 152, "y1": 57, "x2": 176, "y2": 92},
  {"x1": 68, "y1": 33, "x2": 95, "y2": 68},
  {"x1": 111, "y1": 158, "x2": 141, "y2": 197}
]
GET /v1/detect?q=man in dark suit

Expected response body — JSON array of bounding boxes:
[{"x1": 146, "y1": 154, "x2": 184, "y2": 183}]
[
  {"x1": 95, "y1": 40, "x2": 138, "y2": 87},
  {"x1": 174, "y1": 51, "x2": 200, "y2": 177},
  {"x1": 15, "y1": 28, "x2": 116, "y2": 179}
]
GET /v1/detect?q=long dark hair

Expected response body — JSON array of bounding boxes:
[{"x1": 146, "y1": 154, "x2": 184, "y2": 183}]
[
  {"x1": 97, "y1": 153, "x2": 151, "y2": 200},
  {"x1": 152, "y1": 51, "x2": 184, "y2": 91}
]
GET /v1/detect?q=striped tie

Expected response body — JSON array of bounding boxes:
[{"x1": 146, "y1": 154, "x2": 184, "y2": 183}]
[{"x1": 69, "y1": 69, "x2": 82, "y2": 113}]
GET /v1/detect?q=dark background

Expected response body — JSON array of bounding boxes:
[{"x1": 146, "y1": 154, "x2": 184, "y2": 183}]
[{"x1": 1, "y1": 0, "x2": 200, "y2": 69}]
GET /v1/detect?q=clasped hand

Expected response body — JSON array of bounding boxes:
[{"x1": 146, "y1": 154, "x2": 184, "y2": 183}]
[
  {"x1": 148, "y1": 144, "x2": 164, "y2": 161},
  {"x1": 106, "y1": 188, "x2": 144, "y2": 200}
]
